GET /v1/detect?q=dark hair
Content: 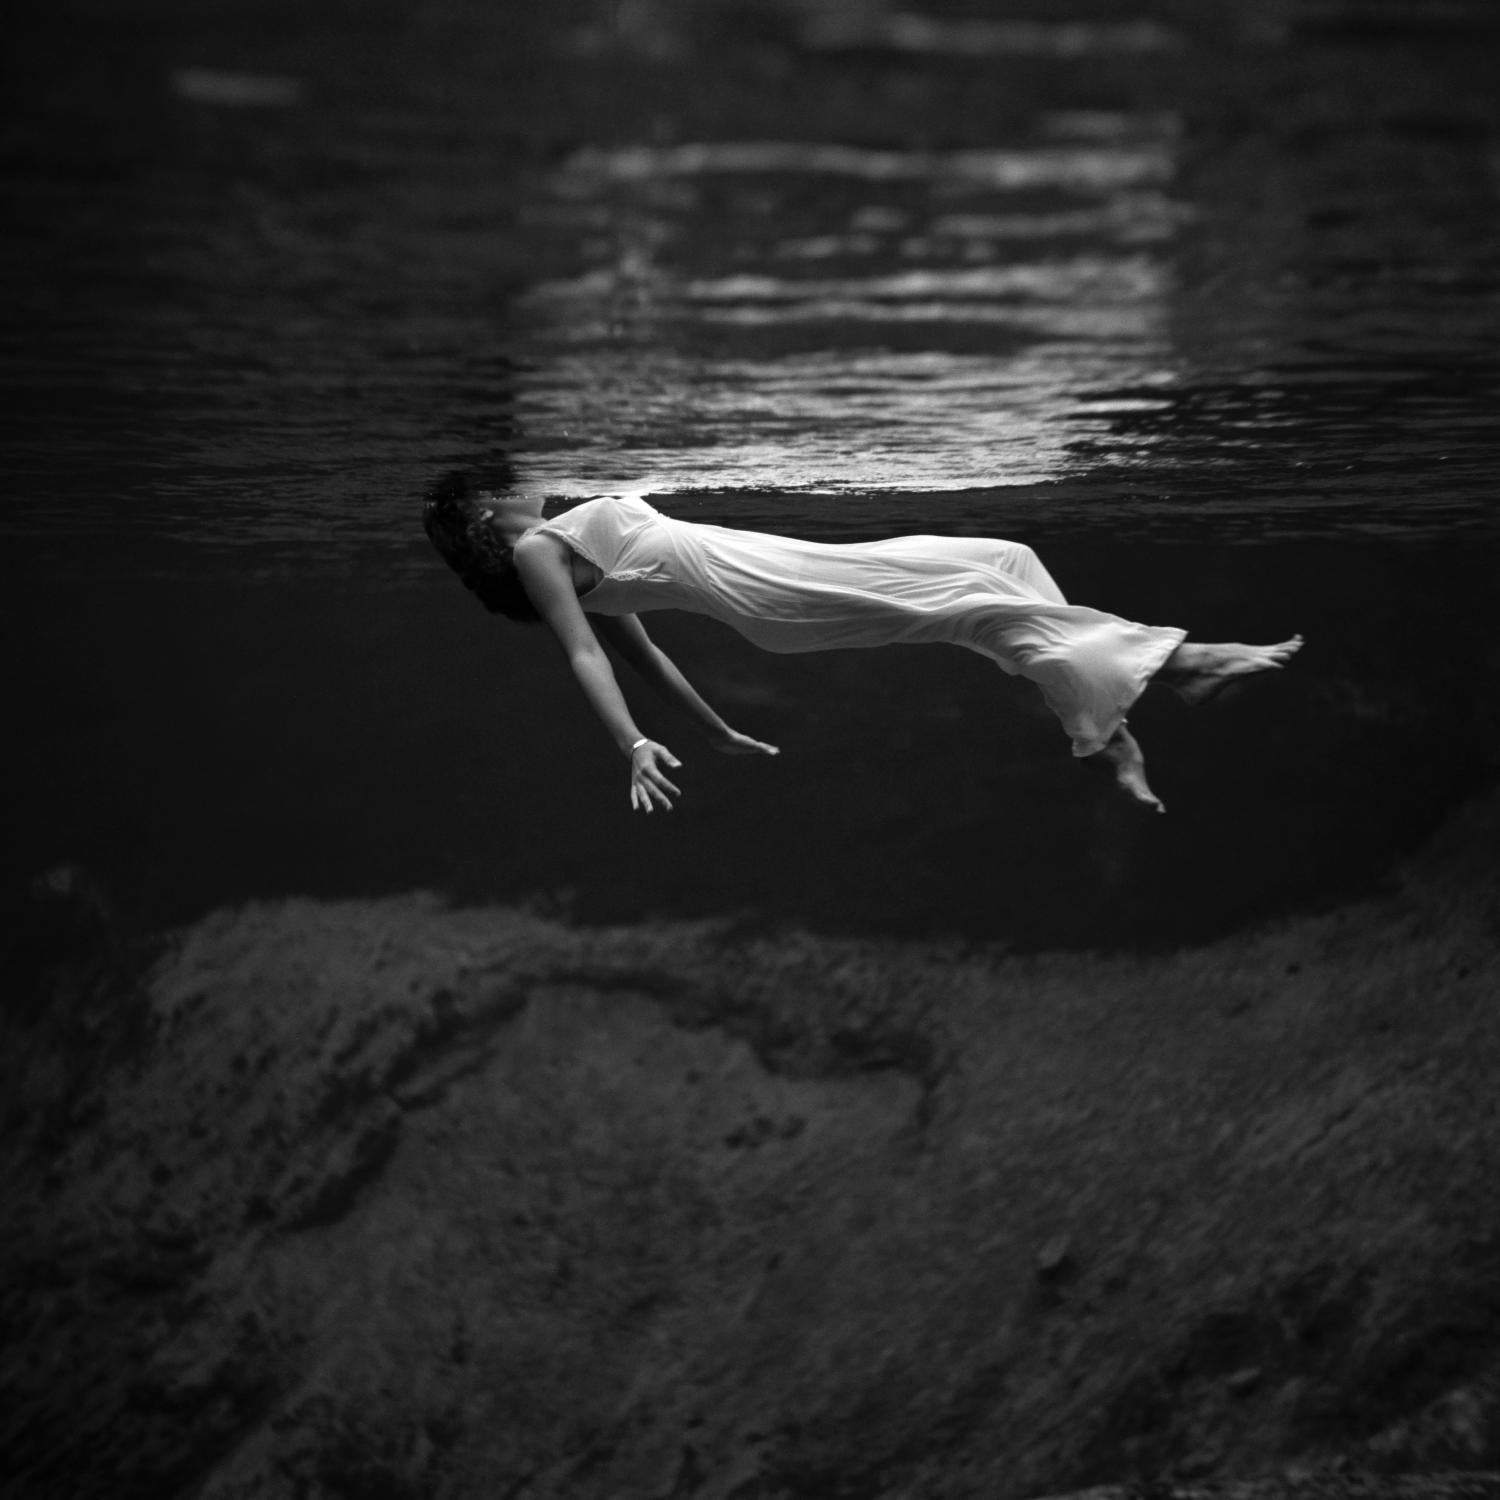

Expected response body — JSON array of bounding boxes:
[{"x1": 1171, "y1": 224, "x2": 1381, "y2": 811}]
[{"x1": 422, "y1": 471, "x2": 540, "y2": 622}]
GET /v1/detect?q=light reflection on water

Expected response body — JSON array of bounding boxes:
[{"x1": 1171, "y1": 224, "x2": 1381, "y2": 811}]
[
  {"x1": 1, "y1": 0, "x2": 1496, "y2": 559},
  {"x1": 795, "y1": 13, "x2": 1184, "y2": 57},
  {"x1": 561, "y1": 139, "x2": 1176, "y2": 186},
  {"x1": 512, "y1": 129, "x2": 1182, "y2": 495},
  {"x1": 518, "y1": 344, "x2": 1175, "y2": 495}
]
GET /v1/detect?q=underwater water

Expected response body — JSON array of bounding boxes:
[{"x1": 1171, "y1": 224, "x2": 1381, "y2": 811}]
[{"x1": 5, "y1": 0, "x2": 1498, "y2": 947}]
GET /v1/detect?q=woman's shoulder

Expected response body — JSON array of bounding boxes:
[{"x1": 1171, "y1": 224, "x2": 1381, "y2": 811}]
[
  {"x1": 543, "y1": 490, "x2": 659, "y2": 533},
  {"x1": 592, "y1": 489, "x2": 659, "y2": 518},
  {"x1": 525, "y1": 490, "x2": 659, "y2": 574}
]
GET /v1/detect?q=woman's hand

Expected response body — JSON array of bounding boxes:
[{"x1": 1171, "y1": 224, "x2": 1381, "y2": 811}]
[
  {"x1": 710, "y1": 727, "x2": 780, "y2": 757},
  {"x1": 629, "y1": 740, "x2": 683, "y2": 813}
]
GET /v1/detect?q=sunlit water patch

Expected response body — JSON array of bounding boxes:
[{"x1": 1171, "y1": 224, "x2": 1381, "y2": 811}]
[
  {"x1": 3, "y1": 0, "x2": 1495, "y2": 560},
  {"x1": 560, "y1": 140, "x2": 1176, "y2": 189},
  {"x1": 798, "y1": 11, "x2": 1183, "y2": 58},
  {"x1": 509, "y1": 128, "x2": 1183, "y2": 495}
]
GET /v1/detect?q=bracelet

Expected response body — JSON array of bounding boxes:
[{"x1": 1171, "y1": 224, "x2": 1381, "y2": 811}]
[{"x1": 629, "y1": 737, "x2": 649, "y2": 753}]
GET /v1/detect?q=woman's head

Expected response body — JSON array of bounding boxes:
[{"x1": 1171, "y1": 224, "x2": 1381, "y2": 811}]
[{"x1": 422, "y1": 471, "x2": 539, "y2": 622}]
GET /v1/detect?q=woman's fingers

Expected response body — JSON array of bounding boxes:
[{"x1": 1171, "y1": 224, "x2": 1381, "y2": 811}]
[
  {"x1": 646, "y1": 747, "x2": 681, "y2": 794},
  {"x1": 632, "y1": 782, "x2": 667, "y2": 813},
  {"x1": 632, "y1": 734, "x2": 776, "y2": 812},
  {"x1": 714, "y1": 730, "x2": 781, "y2": 756},
  {"x1": 631, "y1": 745, "x2": 681, "y2": 812}
]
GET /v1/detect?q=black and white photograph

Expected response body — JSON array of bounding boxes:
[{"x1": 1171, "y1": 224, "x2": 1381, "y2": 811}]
[{"x1": 4, "y1": 0, "x2": 1499, "y2": 1496}]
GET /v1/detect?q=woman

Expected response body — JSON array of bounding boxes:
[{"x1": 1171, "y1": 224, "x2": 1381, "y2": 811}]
[{"x1": 423, "y1": 472, "x2": 1301, "y2": 815}]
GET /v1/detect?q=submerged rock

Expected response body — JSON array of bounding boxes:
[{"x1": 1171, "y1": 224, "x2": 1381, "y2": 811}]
[{"x1": 3, "y1": 790, "x2": 1500, "y2": 1498}]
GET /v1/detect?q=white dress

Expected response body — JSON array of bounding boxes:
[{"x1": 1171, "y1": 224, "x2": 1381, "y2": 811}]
[{"x1": 533, "y1": 494, "x2": 1186, "y2": 757}]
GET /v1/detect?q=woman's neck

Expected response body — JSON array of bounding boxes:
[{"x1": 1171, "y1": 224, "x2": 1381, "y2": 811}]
[{"x1": 482, "y1": 493, "x2": 545, "y2": 547}]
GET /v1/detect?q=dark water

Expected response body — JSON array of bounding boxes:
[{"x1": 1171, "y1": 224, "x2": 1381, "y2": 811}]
[{"x1": 5, "y1": 0, "x2": 1499, "y2": 947}]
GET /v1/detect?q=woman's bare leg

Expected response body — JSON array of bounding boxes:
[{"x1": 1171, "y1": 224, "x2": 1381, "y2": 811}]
[
  {"x1": 1098, "y1": 723, "x2": 1165, "y2": 814},
  {"x1": 1159, "y1": 635, "x2": 1304, "y2": 704},
  {"x1": 1079, "y1": 636, "x2": 1300, "y2": 813}
]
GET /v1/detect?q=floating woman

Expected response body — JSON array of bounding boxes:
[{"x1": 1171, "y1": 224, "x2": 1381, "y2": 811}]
[{"x1": 424, "y1": 473, "x2": 1302, "y2": 816}]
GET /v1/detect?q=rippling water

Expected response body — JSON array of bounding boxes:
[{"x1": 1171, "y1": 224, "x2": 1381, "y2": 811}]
[
  {"x1": 6, "y1": 0, "x2": 1497, "y2": 557},
  {"x1": 513, "y1": 128, "x2": 1181, "y2": 495},
  {"x1": 5, "y1": 0, "x2": 1499, "y2": 943}
]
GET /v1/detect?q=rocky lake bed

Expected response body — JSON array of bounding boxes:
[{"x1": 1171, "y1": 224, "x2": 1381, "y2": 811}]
[{"x1": 5, "y1": 780, "x2": 1500, "y2": 1498}]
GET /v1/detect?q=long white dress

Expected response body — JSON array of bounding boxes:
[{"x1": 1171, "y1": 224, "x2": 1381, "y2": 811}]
[{"x1": 533, "y1": 493, "x2": 1186, "y2": 757}]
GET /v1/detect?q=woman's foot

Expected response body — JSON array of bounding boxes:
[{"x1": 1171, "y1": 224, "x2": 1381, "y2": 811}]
[
  {"x1": 1099, "y1": 724, "x2": 1165, "y2": 814},
  {"x1": 1163, "y1": 635, "x2": 1304, "y2": 704}
]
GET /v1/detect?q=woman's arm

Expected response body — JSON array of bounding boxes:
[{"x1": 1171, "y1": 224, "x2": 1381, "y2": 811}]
[
  {"x1": 513, "y1": 535, "x2": 682, "y2": 812},
  {"x1": 594, "y1": 614, "x2": 779, "y2": 757}
]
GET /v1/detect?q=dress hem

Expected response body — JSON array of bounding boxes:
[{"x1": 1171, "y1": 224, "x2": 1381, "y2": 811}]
[{"x1": 1070, "y1": 626, "x2": 1188, "y2": 758}]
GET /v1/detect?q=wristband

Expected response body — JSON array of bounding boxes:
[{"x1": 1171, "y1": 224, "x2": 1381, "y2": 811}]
[{"x1": 629, "y1": 737, "x2": 649, "y2": 753}]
